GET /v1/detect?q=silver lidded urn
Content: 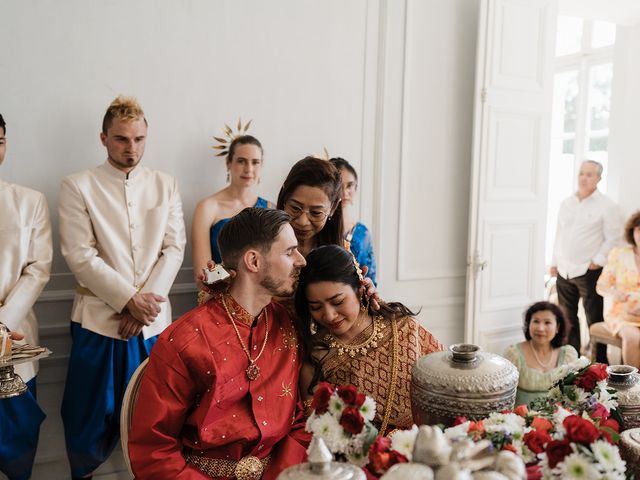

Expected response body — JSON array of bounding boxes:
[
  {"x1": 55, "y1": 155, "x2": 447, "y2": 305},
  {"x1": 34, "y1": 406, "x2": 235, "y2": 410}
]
[
  {"x1": 411, "y1": 343, "x2": 519, "y2": 426},
  {"x1": 608, "y1": 365, "x2": 640, "y2": 431},
  {"x1": 277, "y1": 437, "x2": 366, "y2": 480}
]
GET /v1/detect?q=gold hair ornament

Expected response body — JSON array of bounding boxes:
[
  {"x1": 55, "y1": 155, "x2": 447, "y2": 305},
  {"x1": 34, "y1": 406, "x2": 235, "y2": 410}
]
[{"x1": 212, "y1": 118, "x2": 253, "y2": 157}]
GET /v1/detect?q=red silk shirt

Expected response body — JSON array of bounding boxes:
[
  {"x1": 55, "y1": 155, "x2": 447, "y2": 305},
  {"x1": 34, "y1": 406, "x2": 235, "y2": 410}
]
[{"x1": 129, "y1": 295, "x2": 309, "y2": 479}]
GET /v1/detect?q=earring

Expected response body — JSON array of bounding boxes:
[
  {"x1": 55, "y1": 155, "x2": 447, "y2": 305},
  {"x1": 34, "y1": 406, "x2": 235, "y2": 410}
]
[
  {"x1": 258, "y1": 177, "x2": 261, "y2": 185},
  {"x1": 360, "y1": 294, "x2": 369, "y2": 313},
  {"x1": 226, "y1": 171, "x2": 230, "y2": 182},
  {"x1": 310, "y1": 320, "x2": 318, "y2": 335}
]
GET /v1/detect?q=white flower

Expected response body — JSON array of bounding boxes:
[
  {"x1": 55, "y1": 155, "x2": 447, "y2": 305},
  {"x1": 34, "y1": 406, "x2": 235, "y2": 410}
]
[
  {"x1": 559, "y1": 452, "x2": 599, "y2": 479},
  {"x1": 308, "y1": 414, "x2": 348, "y2": 453},
  {"x1": 483, "y1": 412, "x2": 525, "y2": 435},
  {"x1": 328, "y1": 395, "x2": 345, "y2": 416},
  {"x1": 574, "y1": 387, "x2": 591, "y2": 405},
  {"x1": 547, "y1": 386, "x2": 562, "y2": 401},
  {"x1": 552, "y1": 406, "x2": 574, "y2": 437},
  {"x1": 595, "y1": 383, "x2": 618, "y2": 411},
  {"x1": 591, "y1": 439, "x2": 626, "y2": 474},
  {"x1": 359, "y1": 396, "x2": 376, "y2": 422},
  {"x1": 444, "y1": 421, "x2": 470, "y2": 440},
  {"x1": 391, "y1": 425, "x2": 418, "y2": 460}
]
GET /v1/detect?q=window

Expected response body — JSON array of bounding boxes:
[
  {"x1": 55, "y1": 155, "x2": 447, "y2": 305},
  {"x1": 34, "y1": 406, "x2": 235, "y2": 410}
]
[{"x1": 545, "y1": 17, "x2": 616, "y2": 264}]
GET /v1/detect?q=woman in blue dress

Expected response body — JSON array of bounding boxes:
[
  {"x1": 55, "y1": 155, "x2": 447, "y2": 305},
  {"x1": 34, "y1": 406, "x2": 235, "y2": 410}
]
[
  {"x1": 329, "y1": 157, "x2": 377, "y2": 285},
  {"x1": 192, "y1": 135, "x2": 273, "y2": 285}
]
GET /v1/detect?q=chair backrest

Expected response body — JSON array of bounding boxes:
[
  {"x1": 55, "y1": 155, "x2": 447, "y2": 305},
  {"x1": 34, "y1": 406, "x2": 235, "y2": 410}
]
[{"x1": 120, "y1": 357, "x2": 150, "y2": 477}]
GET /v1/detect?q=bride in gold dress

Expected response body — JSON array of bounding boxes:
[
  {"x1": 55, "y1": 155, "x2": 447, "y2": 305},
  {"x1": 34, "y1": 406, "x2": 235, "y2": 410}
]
[{"x1": 294, "y1": 245, "x2": 444, "y2": 435}]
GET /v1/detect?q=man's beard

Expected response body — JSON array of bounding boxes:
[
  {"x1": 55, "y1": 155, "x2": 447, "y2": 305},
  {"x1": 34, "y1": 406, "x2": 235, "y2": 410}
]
[
  {"x1": 260, "y1": 267, "x2": 301, "y2": 298},
  {"x1": 108, "y1": 154, "x2": 141, "y2": 170}
]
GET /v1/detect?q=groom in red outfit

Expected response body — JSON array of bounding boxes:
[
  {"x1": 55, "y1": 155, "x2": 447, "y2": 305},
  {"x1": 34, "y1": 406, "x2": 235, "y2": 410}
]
[{"x1": 129, "y1": 207, "x2": 309, "y2": 479}]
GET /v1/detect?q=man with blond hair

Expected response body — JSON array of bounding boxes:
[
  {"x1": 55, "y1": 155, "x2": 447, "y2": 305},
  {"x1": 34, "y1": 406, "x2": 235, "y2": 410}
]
[{"x1": 59, "y1": 96, "x2": 186, "y2": 479}]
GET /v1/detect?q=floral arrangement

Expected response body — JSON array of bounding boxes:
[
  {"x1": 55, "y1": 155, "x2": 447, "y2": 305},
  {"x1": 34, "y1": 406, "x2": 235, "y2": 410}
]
[
  {"x1": 442, "y1": 360, "x2": 627, "y2": 479},
  {"x1": 305, "y1": 382, "x2": 378, "y2": 465},
  {"x1": 307, "y1": 361, "x2": 629, "y2": 479}
]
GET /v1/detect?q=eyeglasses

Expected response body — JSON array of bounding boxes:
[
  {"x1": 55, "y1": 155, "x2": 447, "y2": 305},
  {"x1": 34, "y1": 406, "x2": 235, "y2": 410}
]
[{"x1": 284, "y1": 201, "x2": 330, "y2": 223}]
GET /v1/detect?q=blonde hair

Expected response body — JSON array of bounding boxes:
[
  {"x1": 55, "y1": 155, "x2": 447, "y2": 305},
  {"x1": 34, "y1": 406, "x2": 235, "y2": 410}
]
[{"x1": 102, "y1": 95, "x2": 146, "y2": 133}]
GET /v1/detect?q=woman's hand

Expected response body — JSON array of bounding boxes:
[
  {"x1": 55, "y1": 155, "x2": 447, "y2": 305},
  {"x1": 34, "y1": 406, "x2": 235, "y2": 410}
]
[
  {"x1": 8, "y1": 331, "x2": 24, "y2": 341},
  {"x1": 360, "y1": 265, "x2": 381, "y2": 310}
]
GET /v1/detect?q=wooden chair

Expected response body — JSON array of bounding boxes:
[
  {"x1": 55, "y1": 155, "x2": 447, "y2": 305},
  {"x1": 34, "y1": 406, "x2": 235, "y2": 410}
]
[
  {"x1": 589, "y1": 322, "x2": 622, "y2": 362},
  {"x1": 120, "y1": 357, "x2": 149, "y2": 477}
]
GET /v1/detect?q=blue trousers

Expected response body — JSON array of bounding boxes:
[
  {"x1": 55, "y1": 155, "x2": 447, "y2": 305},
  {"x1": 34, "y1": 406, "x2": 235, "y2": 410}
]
[
  {"x1": 0, "y1": 378, "x2": 45, "y2": 480},
  {"x1": 60, "y1": 323, "x2": 156, "y2": 477}
]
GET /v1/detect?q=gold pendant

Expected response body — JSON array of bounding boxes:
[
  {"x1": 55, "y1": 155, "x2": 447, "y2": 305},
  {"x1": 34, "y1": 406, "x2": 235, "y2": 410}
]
[{"x1": 246, "y1": 362, "x2": 260, "y2": 380}]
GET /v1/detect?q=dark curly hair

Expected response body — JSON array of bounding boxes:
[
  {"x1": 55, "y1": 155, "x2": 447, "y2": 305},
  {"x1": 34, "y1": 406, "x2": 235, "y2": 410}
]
[
  {"x1": 523, "y1": 301, "x2": 570, "y2": 349},
  {"x1": 624, "y1": 211, "x2": 640, "y2": 247}
]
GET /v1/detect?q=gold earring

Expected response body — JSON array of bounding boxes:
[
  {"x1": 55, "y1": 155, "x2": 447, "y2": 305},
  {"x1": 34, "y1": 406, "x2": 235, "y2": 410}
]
[
  {"x1": 360, "y1": 294, "x2": 369, "y2": 313},
  {"x1": 310, "y1": 320, "x2": 318, "y2": 335}
]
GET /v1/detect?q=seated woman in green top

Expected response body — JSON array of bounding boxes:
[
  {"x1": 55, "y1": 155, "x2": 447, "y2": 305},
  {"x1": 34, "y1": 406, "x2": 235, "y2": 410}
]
[{"x1": 504, "y1": 301, "x2": 578, "y2": 407}]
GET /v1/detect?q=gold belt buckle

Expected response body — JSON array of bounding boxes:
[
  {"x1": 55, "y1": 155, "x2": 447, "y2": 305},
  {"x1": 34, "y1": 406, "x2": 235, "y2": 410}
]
[{"x1": 234, "y1": 455, "x2": 263, "y2": 480}]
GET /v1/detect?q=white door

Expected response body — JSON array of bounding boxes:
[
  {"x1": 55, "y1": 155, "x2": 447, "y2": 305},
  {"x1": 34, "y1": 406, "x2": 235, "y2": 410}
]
[{"x1": 465, "y1": 0, "x2": 558, "y2": 353}]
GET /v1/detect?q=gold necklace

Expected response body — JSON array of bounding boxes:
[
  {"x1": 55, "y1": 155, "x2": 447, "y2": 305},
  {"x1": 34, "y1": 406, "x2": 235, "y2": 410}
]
[
  {"x1": 529, "y1": 341, "x2": 553, "y2": 368},
  {"x1": 324, "y1": 315, "x2": 385, "y2": 358},
  {"x1": 221, "y1": 295, "x2": 269, "y2": 380}
]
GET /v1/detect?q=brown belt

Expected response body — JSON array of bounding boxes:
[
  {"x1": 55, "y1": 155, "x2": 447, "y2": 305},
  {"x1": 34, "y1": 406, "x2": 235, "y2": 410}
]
[{"x1": 185, "y1": 454, "x2": 271, "y2": 480}]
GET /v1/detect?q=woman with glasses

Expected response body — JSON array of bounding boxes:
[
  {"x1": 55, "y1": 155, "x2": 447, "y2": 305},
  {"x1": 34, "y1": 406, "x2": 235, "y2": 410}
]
[
  {"x1": 330, "y1": 157, "x2": 377, "y2": 285},
  {"x1": 192, "y1": 135, "x2": 273, "y2": 285},
  {"x1": 277, "y1": 156, "x2": 344, "y2": 258}
]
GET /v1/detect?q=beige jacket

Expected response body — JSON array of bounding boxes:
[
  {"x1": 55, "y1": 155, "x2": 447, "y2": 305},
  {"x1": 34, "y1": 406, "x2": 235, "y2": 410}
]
[
  {"x1": 59, "y1": 161, "x2": 186, "y2": 340},
  {"x1": 0, "y1": 179, "x2": 52, "y2": 382}
]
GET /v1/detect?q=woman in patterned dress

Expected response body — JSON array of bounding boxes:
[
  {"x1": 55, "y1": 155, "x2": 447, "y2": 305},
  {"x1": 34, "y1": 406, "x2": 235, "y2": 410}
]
[
  {"x1": 597, "y1": 211, "x2": 640, "y2": 367},
  {"x1": 294, "y1": 245, "x2": 444, "y2": 435}
]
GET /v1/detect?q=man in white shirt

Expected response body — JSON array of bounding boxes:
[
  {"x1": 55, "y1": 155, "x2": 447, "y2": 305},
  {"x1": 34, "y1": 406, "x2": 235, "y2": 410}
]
[
  {"x1": 0, "y1": 113, "x2": 53, "y2": 480},
  {"x1": 58, "y1": 97, "x2": 186, "y2": 480},
  {"x1": 550, "y1": 160, "x2": 623, "y2": 363}
]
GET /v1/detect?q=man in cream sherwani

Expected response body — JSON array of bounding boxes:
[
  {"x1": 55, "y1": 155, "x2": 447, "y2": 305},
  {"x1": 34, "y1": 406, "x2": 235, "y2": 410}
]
[
  {"x1": 0, "y1": 113, "x2": 53, "y2": 480},
  {"x1": 58, "y1": 96, "x2": 186, "y2": 480}
]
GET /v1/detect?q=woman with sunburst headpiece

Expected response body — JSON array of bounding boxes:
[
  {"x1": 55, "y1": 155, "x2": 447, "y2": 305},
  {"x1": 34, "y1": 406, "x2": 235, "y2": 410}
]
[{"x1": 192, "y1": 120, "x2": 274, "y2": 289}]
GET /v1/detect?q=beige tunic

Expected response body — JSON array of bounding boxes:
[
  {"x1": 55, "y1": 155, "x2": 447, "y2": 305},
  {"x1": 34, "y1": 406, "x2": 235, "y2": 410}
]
[
  {"x1": 59, "y1": 161, "x2": 186, "y2": 340},
  {"x1": 0, "y1": 179, "x2": 52, "y2": 381}
]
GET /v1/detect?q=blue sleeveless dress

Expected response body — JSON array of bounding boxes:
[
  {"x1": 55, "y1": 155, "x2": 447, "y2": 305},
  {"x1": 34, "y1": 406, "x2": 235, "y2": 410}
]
[
  {"x1": 209, "y1": 197, "x2": 271, "y2": 263},
  {"x1": 346, "y1": 222, "x2": 377, "y2": 285}
]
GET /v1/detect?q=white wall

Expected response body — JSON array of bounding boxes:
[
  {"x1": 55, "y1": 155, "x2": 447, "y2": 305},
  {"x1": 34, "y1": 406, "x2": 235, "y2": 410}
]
[
  {"x1": 609, "y1": 22, "x2": 640, "y2": 218},
  {"x1": 0, "y1": 1, "x2": 479, "y2": 478}
]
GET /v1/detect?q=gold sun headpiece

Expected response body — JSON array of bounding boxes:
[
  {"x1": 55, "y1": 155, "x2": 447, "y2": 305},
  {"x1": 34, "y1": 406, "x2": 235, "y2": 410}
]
[
  {"x1": 310, "y1": 147, "x2": 331, "y2": 161},
  {"x1": 212, "y1": 118, "x2": 253, "y2": 157}
]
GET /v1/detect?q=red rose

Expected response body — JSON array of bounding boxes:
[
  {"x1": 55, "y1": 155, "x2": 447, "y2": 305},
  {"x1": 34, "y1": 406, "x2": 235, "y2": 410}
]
[
  {"x1": 599, "y1": 418, "x2": 621, "y2": 444},
  {"x1": 514, "y1": 404, "x2": 529, "y2": 417},
  {"x1": 340, "y1": 406, "x2": 365, "y2": 435},
  {"x1": 576, "y1": 364, "x2": 608, "y2": 391},
  {"x1": 354, "y1": 392, "x2": 366, "y2": 407},
  {"x1": 591, "y1": 402, "x2": 610, "y2": 421},
  {"x1": 531, "y1": 416, "x2": 553, "y2": 433},
  {"x1": 545, "y1": 439, "x2": 572, "y2": 469},
  {"x1": 563, "y1": 415, "x2": 599, "y2": 444},
  {"x1": 337, "y1": 384, "x2": 359, "y2": 405},
  {"x1": 453, "y1": 416, "x2": 468, "y2": 426},
  {"x1": 524, "y1": 429, "x2": 552, "y2": 454},
  {"x1": 368, "y1": 436, "x2": 408, "y2": 474},
  {"x1": 311, "y1": 382, "x2": 334, "y2": 414}
]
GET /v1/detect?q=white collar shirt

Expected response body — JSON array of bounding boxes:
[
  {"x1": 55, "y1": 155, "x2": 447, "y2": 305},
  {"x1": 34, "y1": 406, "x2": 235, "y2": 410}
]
[
  {"x1": 552, "y1": 190, "x2": 623, "y2": 279},
  {"x1": 58, "y1": 161, "x2": 186, "y2": 340},
  {"x1": 0, "y1": 178, "x2": 53, "y2": 381}
]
